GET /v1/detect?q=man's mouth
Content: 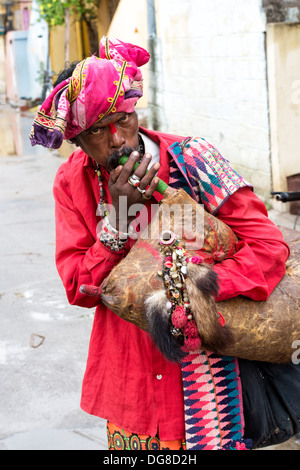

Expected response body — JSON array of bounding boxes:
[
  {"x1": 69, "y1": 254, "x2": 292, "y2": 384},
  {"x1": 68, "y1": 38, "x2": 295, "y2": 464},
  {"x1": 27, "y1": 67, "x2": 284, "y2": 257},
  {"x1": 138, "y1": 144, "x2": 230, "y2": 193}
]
[{"x1": 106, "y1": 146, "x2": 141, "y2": 173}]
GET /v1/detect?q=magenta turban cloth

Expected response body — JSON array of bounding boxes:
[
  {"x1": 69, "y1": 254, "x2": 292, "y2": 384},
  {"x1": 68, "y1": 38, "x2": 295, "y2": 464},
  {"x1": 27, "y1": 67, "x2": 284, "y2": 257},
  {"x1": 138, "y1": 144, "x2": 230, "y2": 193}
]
[{"x1": 29, "y1": 36, "x2": 150, "y2": 149}]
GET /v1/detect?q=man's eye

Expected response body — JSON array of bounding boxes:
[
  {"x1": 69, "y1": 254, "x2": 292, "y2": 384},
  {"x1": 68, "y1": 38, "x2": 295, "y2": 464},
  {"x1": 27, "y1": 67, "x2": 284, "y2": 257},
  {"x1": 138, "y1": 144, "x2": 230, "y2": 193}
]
[
  {"x1": 90, "y1": 127, "x2": 104, "y2": 135},
  {"x1": 119, "y1": 114, "x2": 129, "y2": 123}
]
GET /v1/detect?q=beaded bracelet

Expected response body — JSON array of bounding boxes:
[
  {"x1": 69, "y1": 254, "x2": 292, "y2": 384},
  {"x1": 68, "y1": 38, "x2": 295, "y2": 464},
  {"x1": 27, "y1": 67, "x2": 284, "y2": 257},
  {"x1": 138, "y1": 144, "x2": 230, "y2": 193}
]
[{"x1": 103, "y1": 216, "x2": 131, "y2": 240}]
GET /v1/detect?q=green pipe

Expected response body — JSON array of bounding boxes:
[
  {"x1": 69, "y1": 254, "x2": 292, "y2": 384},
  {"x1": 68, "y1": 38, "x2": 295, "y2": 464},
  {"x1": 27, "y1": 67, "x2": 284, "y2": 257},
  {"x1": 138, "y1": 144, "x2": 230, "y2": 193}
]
[{"x1": 119, "y1": 155, "x2": 168, "y2": 195}]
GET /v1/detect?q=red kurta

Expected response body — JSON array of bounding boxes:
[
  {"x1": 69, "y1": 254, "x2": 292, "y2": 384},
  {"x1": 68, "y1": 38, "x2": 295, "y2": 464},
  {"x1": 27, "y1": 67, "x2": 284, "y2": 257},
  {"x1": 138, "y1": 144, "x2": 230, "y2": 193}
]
[{"x1": 53, "y1": 128, "x2": 289, "y2": 440}]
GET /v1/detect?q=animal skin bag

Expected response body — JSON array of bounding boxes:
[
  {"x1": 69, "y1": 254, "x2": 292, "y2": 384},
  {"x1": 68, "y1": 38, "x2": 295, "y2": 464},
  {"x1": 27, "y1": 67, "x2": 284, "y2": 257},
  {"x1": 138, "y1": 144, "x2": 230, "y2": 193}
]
[
  {"x1": 81, "y1": 144, "x2": 300, "y2": 448},
  {"x1": 96, "y1": 186, "x2": 300, "y2": 365}
]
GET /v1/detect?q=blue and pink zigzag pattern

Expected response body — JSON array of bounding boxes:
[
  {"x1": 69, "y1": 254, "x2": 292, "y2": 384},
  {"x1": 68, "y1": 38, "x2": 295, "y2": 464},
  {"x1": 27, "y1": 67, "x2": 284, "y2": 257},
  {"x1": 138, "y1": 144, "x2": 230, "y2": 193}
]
[
  {"x1": 168, "y1": 137, "x2": 252, "y2": 450},
  {"x1": 169, "y1": 137, "x2": 252, "y2": 214},
  {"x1": 181, "y1": 351, "x2": 252, "y2": 450}
]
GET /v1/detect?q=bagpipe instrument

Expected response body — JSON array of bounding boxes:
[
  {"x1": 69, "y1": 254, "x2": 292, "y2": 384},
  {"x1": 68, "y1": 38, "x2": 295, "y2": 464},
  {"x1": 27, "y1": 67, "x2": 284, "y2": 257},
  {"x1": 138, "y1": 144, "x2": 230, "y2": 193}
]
[{"x1": 80, "y1": 158, "x2": 300, "y2": 364}]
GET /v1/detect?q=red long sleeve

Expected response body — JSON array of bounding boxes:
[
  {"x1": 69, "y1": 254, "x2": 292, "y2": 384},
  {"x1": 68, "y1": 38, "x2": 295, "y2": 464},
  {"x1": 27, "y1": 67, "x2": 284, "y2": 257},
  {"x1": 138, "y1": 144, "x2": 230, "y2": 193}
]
[
  {"x1": 212, "y1": 187, "x2": 290, "y2": 302},
  {"x1": 53, "y1": 154, "x2": 132, "y2": 308}
]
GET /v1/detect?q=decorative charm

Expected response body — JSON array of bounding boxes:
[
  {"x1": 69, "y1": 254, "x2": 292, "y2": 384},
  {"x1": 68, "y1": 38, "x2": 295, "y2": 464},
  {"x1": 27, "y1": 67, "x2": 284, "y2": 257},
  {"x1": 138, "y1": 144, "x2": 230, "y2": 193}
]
[
  {"x1": 190, "y1": 255, "x2": 203, "y2": 265},
  {"x1": 158, "y1": 230, "x2": 202, "y2": 352}
]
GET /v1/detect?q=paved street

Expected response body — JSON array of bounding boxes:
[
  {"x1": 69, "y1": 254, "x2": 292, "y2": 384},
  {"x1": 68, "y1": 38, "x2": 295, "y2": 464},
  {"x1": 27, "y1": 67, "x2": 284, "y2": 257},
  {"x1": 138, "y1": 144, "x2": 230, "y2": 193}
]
[
  {"x1": 0, "y1": 106, "x2": 107, "y2": 450},
  {"x1": 0, "y1": 105, "x2": 299, "y2": 451}
]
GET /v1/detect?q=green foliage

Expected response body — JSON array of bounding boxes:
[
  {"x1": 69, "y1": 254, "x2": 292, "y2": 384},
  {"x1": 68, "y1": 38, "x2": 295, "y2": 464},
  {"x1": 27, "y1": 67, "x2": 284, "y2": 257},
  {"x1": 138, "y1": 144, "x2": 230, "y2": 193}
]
[{"x1": 37, "y1": 0, "x2": 100, "y2": 27}]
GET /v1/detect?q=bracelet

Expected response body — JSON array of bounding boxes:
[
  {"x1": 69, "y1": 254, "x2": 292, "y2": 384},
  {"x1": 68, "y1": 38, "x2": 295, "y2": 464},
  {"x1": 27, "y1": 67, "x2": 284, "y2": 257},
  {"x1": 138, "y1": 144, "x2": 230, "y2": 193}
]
[
  {"x1": 103, "y1": 216, "x2": 131, "y2": 240},
  {"x1": 99, "y1": 217, "x2": 131, "y2": 252},
  {"x1": 99, "y1": 230, "x2": 128, "y2": 252}
]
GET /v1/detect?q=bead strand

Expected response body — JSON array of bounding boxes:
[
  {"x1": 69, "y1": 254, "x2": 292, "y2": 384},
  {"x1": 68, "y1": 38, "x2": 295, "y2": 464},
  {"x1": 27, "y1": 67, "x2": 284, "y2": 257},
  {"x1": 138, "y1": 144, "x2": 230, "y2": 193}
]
[
  {"x1": 158, "y1": 230, "x2": 202, "y2": 352},
  {"x1": 95, "y1": 163, "x2": 130, "y2": 251},
  {"x1": 95, "y1": 163, "x2": 109, "y2": 218}
]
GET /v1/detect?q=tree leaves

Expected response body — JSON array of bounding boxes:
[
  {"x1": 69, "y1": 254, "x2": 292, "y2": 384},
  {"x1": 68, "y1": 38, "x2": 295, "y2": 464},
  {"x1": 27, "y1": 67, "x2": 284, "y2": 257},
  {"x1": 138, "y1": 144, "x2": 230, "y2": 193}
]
[{"x1": 37, "y1": 0, "x2": 101, "y2": 28}]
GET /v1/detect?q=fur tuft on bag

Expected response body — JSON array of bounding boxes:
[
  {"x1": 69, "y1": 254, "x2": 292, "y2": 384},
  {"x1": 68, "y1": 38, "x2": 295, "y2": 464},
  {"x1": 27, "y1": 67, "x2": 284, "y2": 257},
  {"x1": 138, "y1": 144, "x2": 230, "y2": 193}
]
[{"x1": 145, "y1": 290, "x2": 187, "y2": 362}]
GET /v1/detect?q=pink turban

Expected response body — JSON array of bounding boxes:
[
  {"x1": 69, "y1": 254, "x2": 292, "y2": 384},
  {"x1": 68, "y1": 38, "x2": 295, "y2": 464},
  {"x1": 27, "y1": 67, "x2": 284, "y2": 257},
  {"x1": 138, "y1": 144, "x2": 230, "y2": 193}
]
[{"x1": 29, "y1": 36, "x2": 150, "y2": 149}]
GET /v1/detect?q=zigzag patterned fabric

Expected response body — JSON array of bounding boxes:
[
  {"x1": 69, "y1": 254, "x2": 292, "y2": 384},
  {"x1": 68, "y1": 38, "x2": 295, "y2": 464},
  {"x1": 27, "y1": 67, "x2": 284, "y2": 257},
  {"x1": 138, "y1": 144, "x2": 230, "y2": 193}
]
[
  {"x1": 168, "y1": 138, "x2": 253, "y2": 450},
  {"x1": 182, "y1": 351, "x2": 252, "y2": 450},
  {"x1": 169, "y1": 138, "x2": 252, "y2": 214}
]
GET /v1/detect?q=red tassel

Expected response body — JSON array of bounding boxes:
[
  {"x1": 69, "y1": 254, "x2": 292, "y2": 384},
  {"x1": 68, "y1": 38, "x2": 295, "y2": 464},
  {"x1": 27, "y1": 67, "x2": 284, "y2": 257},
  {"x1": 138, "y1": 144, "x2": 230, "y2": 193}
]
[
  {"x1": 183, "y1": 336, "x2": 202, "y2": 351},
  {"x1": 183, "y1": 320, "x2": 198, "y2": 338},
  {"x1": 213, "y1": 250, "x2": 226, "y2": 262},
  {"x1": 172, "y1": 306, "x2": 187, "y2": 329},
  {"x1": 79, "y1": 284, "x2": 102, "y2": 298}
]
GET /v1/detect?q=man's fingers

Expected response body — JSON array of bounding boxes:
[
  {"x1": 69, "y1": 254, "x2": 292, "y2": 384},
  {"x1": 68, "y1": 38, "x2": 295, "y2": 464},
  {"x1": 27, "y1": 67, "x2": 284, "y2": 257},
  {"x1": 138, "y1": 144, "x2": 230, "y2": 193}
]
[
  {"x1": 132, "y1": 153, "x2": 152, "y2": 179},
  {"x1": 117, "y1": 151, "x2": 141, "y2": 185},
  {"x1": 109, "y1": 165, "x2": 123, "y2": 185},
  {"x1": 139, "y1": 162, "x2": 160, "y2": 189},
  {"x1": 142, "y1": 176, "x2": 160, "y2": 200},
  {"x1": 107, "y1": 150, "x2": 160, "y2": 206}
]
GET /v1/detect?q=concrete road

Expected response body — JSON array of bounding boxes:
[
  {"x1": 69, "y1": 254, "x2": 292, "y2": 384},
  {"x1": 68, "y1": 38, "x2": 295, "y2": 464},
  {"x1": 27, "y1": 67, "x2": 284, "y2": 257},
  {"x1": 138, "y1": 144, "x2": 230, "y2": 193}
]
[
  {"x1": 0, "y1": 107, "x2": 299, "y2": 451},
  {"x1": 0, "y1": 108, "x2": 107, "y2": 450}
]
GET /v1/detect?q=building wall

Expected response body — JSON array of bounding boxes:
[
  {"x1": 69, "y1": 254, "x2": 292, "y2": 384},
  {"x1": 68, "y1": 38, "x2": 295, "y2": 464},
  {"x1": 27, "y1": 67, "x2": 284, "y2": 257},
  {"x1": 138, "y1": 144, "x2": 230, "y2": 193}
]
[
  {"x1": 49, "y1": 21, "x2": 83, "y2": 79},
  {"x1": 107, "y1": 0, "x2": 149, "y2": 109},
  {"x1": 267, "y1": 23, "x2": 300, "y2": 194},
  {"x1": 150, "y1": 0, "x2": 271, "y2": 198},
  {"x1": 263, "y1": 0, "x2": 300, "y2": 23},
  {"x1": 27, "y1": 1, "x2": 49, "y2": 102},
  {"x1": 0, "y1": 36, "x2": 6, "y2": 96},
  {"x1": 5, "y1": 31, "x2": 19, "y2": 102}
]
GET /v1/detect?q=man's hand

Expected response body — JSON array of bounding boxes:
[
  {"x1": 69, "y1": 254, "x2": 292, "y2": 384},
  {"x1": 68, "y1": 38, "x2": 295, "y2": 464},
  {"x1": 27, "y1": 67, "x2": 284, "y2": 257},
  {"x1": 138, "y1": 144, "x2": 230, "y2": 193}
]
[{"x1": 108, "y1": 150, "x2": 160, "y2": 231}]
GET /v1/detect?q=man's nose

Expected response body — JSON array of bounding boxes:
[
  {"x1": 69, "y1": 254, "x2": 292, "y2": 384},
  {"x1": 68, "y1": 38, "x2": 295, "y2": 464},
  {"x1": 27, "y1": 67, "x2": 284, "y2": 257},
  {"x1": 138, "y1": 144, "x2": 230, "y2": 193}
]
[{"x1": 108, "y1": 123, "x2": 125, "y2": 149}]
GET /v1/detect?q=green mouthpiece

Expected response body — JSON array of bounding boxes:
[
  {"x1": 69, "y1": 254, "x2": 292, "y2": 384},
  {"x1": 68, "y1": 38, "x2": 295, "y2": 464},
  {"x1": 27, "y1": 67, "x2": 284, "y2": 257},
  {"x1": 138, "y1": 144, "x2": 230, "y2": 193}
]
[{"x1": 119, "y1": 155, "x2": 168, "y2": 195}]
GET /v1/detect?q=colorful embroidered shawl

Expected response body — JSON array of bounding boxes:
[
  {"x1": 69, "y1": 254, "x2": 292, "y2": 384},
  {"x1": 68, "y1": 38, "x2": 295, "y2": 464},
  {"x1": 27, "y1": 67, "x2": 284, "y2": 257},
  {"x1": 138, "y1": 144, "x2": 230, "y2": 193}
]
[
  {"x1": 168, "y1": 137, "x2": 252, "y2": 214},
  {"x1": 168, "y1": 138, "x2": 252, "y2": 450}
]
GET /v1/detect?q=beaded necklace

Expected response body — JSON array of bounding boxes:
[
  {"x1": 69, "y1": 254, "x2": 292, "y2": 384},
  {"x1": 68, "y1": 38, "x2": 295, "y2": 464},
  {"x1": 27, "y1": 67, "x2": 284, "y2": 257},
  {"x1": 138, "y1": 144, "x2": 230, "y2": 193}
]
[{"x1": 95, "y1": 163, "x2": 109, "y2": 219}]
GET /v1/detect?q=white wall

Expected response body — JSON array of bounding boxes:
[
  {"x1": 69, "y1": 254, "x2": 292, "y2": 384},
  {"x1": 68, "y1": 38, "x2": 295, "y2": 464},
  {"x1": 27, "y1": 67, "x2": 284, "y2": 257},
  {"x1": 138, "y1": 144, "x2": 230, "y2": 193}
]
[
  {"x1": 0, "y1": 36, "x2": 6, "y2": 96},
  {"x1": 151, "y1": 0, "x2": 271, "y2": 197},
  {"x1": 267, "y1": 23, "x2": 300, "y2": 197},
  {"x1": 27, "y1": 0, "x2": 49, "y2": 101},
  {"x1": 107, "y1": 0, "x2": 149, "y2": 109}
]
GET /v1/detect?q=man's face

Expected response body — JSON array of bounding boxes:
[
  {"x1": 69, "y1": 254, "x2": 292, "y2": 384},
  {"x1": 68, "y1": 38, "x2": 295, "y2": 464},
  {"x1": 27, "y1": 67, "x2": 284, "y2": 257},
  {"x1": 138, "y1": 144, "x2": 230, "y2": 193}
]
[{"x1": 75, "y1": 111, "x2": 140, "y2": 169}]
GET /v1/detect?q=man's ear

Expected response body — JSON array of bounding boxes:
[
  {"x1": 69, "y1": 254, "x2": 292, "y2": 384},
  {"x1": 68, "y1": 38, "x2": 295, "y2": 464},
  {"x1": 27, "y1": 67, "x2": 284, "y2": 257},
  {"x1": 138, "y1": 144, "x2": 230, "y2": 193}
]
[{"x1": 67, "y1": 138, "x2": 79, "y2": 147}]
